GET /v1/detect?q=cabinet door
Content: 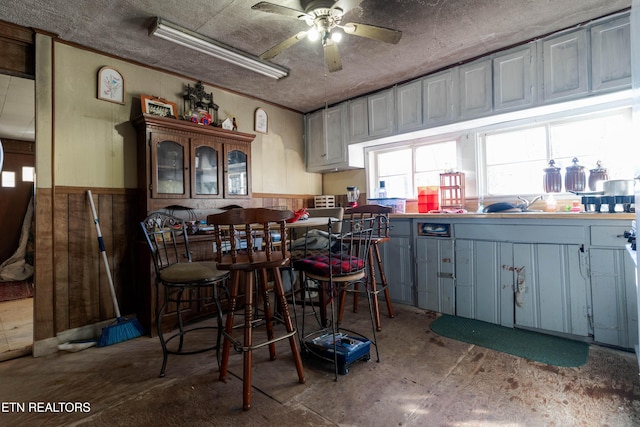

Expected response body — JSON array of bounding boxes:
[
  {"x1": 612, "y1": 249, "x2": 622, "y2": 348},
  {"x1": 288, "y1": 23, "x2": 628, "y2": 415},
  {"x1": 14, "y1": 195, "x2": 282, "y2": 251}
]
[
  {"x1": 396, "y1": 80, "x2": 422, "y2": 132},
  {"x1": 191, "y1": 138, "x2": 222, "y2": 199},
  {"x1": 493, "y1": 44, "x2": 536, "y2": 112},
  {"x1": 591, "y1": 16, "x2": 631, "y2": 93},
  {"x1": 382, "y1": 235, "x2": 414, "y2": 305},
  {"x1": 513, "y1": 243, "x2": 590, "y2": 337},
  {"x1": 454, "y1": 239, "x2": 503, "y2": 324},
  {"x1": 224, "y1": 142, "x2": 251, "y2": 198},
  {"x1": 368, "y1": 89, "x2": 394, "y2": 138},
  {"x1": 416, "y1": 237, "x2": 455, "y2": 314},
  {"x1": 324, "y1": 104, "x2": 347, "y2": 165},
  {"x1": 305, "y1": 110, "x2": 325, "y2": 171},
  {"x1": 541, "y1": 29, "x2": 589, "y2": 102},
  {"x1": 590, "y1": 248, "x2": 637, "y2": 348},
  {"x1": 150, "y1": 131, "x2": 190, "y2": 199},
  {"x1": 423, "y1": 70, "x2": 456, "y2": 126},
  {"x1": 459, "y1": 59, "x2": 493, "y2": 120},
  {"x1": 381, "y1": 219, "x2": 413, "y2": 305},
  {"x1": 348, "y1": 97, "x2": 369, "y2": 142}
]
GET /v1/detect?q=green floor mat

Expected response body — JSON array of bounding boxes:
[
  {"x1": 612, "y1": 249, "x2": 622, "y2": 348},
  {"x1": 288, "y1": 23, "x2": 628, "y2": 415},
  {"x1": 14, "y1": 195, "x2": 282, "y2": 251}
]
[{"x1": 430, "y1": 314, "x2": 589, "y2": 367}]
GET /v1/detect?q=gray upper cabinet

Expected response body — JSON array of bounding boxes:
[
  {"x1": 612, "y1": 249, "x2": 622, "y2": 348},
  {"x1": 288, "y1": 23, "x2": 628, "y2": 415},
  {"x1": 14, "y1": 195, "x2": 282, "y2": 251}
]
[
  {"x1": 591, "y1": 16, "x2": 631, "y2": 93},
  {"x1": 493, "y1": 43, "x2": 536, "y2": 112},
  {"x1": 541, "y1": 29, "x2": 589, "y2": 102},
  {"x1": 368, "y1": 88, "x2": 395, "y2": 138},
  {"x1": 459, "y1": 59, "x2": 493, "y2": 120},
  {"x1": 348, "y1": 97, "x2": 368, "y2": 142},
  {"x1": 396, "y1": 80, "x2": 422, "y2": 132},
  {"x1": 423, "y1": 69, "x2": 456, "y2": 126},
  {"x1": 305, "y1": 104, "x2": 348, "y2": 172}
]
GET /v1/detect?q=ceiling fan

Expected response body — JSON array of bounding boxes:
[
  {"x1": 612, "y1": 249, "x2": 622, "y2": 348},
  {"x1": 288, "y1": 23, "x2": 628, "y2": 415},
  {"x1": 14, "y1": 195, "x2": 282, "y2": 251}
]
[{"x1": 251, "y1": 0, "x2": 402, "y2": 72}]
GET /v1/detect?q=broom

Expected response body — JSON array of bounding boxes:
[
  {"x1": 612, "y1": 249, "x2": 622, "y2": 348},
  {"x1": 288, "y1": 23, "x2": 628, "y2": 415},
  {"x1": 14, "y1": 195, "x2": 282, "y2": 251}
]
[{"x1": 87, "y1": 190, "x2": 144, "y2": 346}]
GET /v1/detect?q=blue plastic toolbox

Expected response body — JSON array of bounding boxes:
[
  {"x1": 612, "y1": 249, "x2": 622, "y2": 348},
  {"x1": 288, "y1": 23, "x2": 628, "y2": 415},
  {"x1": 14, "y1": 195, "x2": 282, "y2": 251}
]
[{"x1": 305, "y1": 333, "x2": 371, "y2": 375}]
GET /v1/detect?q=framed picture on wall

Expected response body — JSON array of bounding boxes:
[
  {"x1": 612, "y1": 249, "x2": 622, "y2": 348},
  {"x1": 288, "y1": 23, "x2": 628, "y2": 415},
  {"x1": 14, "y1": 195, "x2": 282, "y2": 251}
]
[
  {"x1": 141, "y1": 95, "x2": 177, "y2": 118},
  {"x1": 254, "y1": 108, "x2": 268, "y2": 133},
  {"x1": 97, "y1": 66, "x2": 125, "y2": 104}
]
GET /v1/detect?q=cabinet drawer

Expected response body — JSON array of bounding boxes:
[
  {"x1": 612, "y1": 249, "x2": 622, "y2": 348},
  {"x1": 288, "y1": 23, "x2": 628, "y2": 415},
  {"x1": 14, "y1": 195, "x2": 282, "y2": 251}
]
[
  {"x1": 389, "y1": 219, "x2": 411, "y2": 236},
  {"x1": 590, "y1": 225, "x2": 629, "y2": 247}
]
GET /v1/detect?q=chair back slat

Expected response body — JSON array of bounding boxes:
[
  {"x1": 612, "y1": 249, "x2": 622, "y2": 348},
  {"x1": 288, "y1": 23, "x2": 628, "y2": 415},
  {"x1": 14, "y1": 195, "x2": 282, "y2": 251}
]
[
  {"x1": 346, "y1": 204, "x2": 392, "y2": 239},
  {"x1": 140, "y1": 212, "x2": 191, "y2": 275},
  {"x1": 207, "y1": 208, "x2": 293, "y2": 268}
]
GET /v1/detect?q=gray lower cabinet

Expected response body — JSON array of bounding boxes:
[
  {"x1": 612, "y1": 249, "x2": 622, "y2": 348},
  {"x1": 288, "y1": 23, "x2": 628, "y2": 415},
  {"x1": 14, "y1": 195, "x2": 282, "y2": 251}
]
[
  {"x1": 455, "y1": 239, "x2": 591, "y2": 336},
  {"x1": 588, "y1": 225, "x2": 638, "y2": 349},
  {"x1": 454, "y1": 239, "x2": 503, "y2": 325},
  {"x1": 381, "y1": 219, "x2": 414, "y2": 305},
  {"x1": 415, "y1": 237, "x2": 455, "y2": 314}
]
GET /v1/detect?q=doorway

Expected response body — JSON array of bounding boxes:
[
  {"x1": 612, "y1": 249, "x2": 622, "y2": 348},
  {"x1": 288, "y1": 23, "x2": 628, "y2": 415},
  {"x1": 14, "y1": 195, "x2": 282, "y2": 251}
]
[{"x1": 0, "y1": 139, "x2": 34, "y2": 361}]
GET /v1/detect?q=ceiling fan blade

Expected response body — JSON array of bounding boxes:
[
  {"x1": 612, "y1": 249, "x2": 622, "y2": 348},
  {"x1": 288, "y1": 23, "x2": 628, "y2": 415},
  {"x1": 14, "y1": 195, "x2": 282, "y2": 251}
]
[
  {"x1": 251, "y1": 2, "x2": 311, "y2": 20},
  {"x1": 260, "y1": 31, "x2": 308, "y2": 60},
  {"x1": 324, "y1": 41, "x2": 342, "y2": 72},
  {"x1": 343, "y1": 22, "x2": 402, "y2": 44},
  {"x1": 330, "y1": 0, "x2": 364, "y2": 14}
]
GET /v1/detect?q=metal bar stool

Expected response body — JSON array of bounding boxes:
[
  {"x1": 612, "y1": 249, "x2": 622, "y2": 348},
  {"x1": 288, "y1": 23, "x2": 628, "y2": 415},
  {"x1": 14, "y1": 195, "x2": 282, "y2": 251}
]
[
  {"x1": 344, "y1": 205, "x2": 395, "y2": 331},
  {"x1": 140, "y1": 211, "x2": 230, "y2": 377},
  {"x1": 207, "y1": 207, "x2": 305, "y2": 411}
]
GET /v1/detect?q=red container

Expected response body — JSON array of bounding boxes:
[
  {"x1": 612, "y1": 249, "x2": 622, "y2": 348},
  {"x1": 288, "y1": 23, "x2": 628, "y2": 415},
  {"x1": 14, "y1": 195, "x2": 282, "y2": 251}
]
[{"x1": 418, "y1": 186, "x2": 439, "y2": 212}]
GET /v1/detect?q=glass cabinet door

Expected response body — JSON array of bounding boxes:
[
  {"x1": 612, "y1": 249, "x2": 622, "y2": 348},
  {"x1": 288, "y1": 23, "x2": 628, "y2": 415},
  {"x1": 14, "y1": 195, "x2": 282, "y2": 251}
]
[
  {"x1": 224, "y1": 143, "x2": 251, "y2": 198},
  {"x1": 151, "y1": 134, "x2": 190, "y2": 198},
  {"x1": 192, "y1": 140, "x2": 222, "y2": 198}
]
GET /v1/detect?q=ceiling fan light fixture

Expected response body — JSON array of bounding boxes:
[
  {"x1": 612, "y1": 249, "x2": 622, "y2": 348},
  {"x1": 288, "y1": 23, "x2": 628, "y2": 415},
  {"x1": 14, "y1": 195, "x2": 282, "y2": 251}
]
[
  {"x1": 150, "y1": 17, "x2": 289, "y2": 79},
  {"x1": 330, "y1": 31, "x2": 342, "y2": 43},
  {"x1": 307, "y1": 28, "x2": 320, "y2": 41}
]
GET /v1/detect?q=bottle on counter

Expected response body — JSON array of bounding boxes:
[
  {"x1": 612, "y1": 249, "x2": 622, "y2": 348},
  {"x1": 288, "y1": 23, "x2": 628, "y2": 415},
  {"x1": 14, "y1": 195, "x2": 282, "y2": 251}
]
[{"x1": 377, "y1": 180, "x2": 387, "y2": 198}]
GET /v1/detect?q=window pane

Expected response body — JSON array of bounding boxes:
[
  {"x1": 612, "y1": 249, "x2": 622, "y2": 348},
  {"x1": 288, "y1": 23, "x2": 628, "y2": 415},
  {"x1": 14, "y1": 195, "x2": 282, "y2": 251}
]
[
  {"x1": 22, "y1": 166, "x2": 35, "y2": 182},
  {"x1": 2, "y1": 171, "x2": 16, "y2": 187},
  {"x1": 485, "y1": 127, "x2": 546, "y2": 165},
  {"x1": 378, "y1": 149, "x2": 411, "y2": 175},
  {"x1": 415, "y1": 141, "x2": 456, "y2": 173}
]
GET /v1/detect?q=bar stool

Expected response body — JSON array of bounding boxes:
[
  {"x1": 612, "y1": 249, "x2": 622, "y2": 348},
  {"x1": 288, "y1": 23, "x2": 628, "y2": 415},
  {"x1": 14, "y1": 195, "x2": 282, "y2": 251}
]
[
  {"x1": 207, "y1": 207, "x2": 305, "y2": 411},
  {"x1": 140, "y1": 211, "x2": 230, "y2": 377},
  {"x1": 345, "y1": 204, "x2": 395, "y2": 331}
]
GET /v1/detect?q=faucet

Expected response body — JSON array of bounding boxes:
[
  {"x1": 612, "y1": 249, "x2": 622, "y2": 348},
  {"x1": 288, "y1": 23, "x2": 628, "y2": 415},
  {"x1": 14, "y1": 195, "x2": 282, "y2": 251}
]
[{"x1": 517, "y1": 195, "x2": 543, "y2": 211}]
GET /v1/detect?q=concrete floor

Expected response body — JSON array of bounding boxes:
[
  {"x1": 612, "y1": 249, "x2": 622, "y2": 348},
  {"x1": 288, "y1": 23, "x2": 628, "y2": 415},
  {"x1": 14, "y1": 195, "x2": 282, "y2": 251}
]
[{"x1": 0, "y1": 302, "x2": 639, "y2": 426}]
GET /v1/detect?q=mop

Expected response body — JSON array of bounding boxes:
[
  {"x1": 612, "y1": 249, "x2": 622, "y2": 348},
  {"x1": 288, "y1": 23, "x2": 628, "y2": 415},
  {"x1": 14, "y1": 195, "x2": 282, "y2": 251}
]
[{"x1": 87, "y1": 190, "x2": 144, "y2": 346}]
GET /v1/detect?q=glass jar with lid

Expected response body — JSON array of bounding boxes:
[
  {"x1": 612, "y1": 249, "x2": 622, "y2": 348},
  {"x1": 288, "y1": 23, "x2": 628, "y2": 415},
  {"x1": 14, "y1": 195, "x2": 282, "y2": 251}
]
[
  {"x1": 565, "y1": 157, "x2": 586, "y2": 192},
  {"x1": 543, "y1": 159, "x2": 562, "y2": 193}
]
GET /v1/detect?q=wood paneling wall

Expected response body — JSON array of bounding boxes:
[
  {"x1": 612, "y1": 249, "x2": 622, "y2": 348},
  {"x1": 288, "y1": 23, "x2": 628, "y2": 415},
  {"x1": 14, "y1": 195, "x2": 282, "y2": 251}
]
[{"x1": 37, "y1": 188, "x2": 316, "y2": 341}]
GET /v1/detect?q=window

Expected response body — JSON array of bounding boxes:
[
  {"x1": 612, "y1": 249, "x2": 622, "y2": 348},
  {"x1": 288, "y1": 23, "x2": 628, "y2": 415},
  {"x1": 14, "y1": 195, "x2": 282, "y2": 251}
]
[
  {"x1": 372, "y1": 140, "x2": 457, "y2": 198},
  {"x1": 483, "y1": 108, "x2": 634, "y2": 195}
]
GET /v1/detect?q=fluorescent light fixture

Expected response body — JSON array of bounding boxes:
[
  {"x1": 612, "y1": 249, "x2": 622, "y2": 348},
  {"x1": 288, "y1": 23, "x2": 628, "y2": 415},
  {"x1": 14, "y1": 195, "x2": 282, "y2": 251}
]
[{"x1": 150, "y1": 17, "x2": 289, "y2": 80}]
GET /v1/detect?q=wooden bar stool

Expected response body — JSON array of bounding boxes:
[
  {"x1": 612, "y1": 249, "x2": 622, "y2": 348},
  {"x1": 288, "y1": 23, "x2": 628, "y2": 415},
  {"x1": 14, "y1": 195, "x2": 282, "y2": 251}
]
[
  {"x1": 207, "y1": 208, "x2": 305, "y2": 411},
  {"x1": 345, "y1": 205, "x2": 395, "y2": 331}
]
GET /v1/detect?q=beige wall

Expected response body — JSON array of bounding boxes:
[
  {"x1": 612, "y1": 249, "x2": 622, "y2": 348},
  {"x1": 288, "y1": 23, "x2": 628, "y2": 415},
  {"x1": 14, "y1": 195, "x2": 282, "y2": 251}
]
[
  {"x1": 51, "y1": 41, "x2": 321, "y2": 194},
  {"x1": 322, "y1": 169, "x2": 367, "y2": 200}
]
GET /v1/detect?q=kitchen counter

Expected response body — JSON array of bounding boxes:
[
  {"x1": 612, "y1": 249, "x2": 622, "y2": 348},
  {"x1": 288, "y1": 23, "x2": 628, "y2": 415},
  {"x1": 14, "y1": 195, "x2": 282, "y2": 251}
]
[{"x1": 391, "y1": 212, "x2": 634, "y2": 221}]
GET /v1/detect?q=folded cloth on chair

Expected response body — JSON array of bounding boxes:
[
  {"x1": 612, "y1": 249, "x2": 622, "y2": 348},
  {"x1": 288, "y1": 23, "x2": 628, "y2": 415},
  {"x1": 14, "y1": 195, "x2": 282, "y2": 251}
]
[
  {"x1": 294, "y1": 253, "x2": 365, "y2": 277},
  {"x1": 290, "y1": 229, "x2": 331, "y2": 250}
]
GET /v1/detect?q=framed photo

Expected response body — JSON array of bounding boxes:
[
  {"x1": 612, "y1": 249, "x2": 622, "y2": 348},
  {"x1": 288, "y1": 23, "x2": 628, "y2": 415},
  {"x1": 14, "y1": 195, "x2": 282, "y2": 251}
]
[
  {"x1": 97, "y1": 66, "x2": 125, "y2": 104},
  {"x1": 254, "y1": 108, "x2": 268, "y2": 133},
  {"x1": 141, "y1": 95, "x2": 177, "y2": 119}
]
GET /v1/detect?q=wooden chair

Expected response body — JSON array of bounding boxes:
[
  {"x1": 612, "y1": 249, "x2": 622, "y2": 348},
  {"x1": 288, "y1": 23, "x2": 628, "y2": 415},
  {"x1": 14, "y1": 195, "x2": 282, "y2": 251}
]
[
  {"x1": 140, "y1": 211, "x2": 230, "y2": 377},
  {"x1": 206, "y1": 207, "x2": 305, "y2": 411},
  {"x1": 345, "y1": 204, "x2": 395, "y2": 331}
]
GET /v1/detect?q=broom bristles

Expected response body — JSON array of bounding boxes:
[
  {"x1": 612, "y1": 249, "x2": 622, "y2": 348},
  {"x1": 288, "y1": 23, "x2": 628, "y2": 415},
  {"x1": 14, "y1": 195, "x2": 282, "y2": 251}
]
[{"x1": 98, "y1": 317, "x2": 144, "y2": 347}]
